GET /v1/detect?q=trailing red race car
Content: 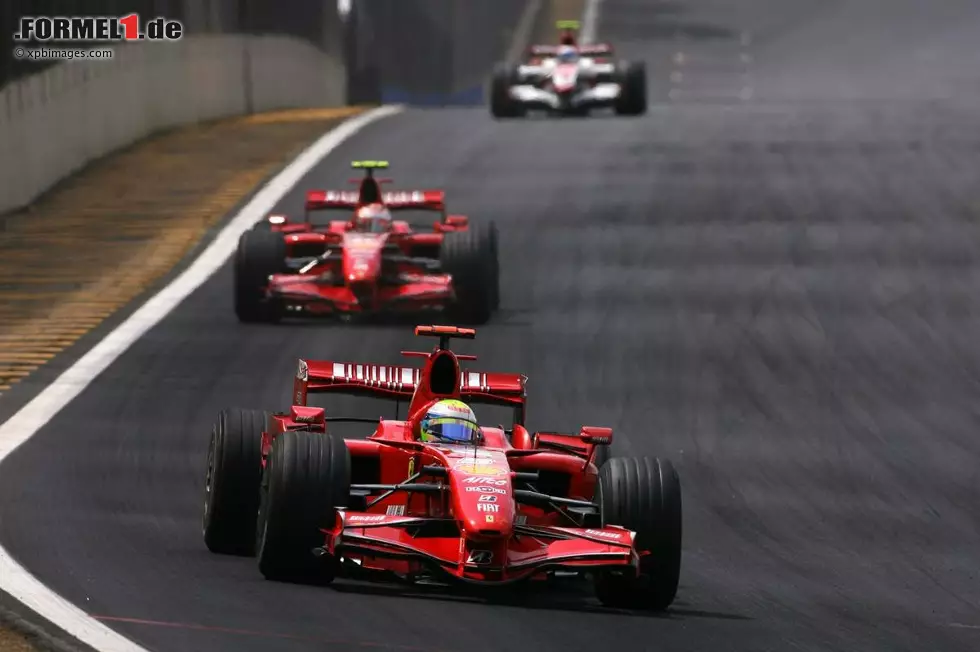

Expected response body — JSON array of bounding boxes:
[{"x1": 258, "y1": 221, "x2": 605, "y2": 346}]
[
  {"x1": 234, "y1": 161, "x2": 499, "y2": 324},
  {"x1": 203, "y1": 325, "x2": 683, "y2": 609}
]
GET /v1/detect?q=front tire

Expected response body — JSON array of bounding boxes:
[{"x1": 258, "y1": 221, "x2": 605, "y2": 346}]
[
  {"x1": 594, "y1": 457, "x2": 682, "y2": 610},
  {"x1": 490, "y1": 64, "x2": 524, "y2": 119},
  {"x1": 488, "y1": 223, "x2": 500, "y2": 310},
  {"x1": 256, "y1": 431, "x2": 351, "y2": 583},
  {"x1": 234, "y1": 229, "x2": 287, "y2": 323},
  {"x1": 441, "y1": 221, "x2": 498, "y2": 325},
  {"x1": 203, "y1": 408, "x2": 267, "y2": 556},
  {"x1": 614, "y1": 61, "x2": 647, "y2": 116}
]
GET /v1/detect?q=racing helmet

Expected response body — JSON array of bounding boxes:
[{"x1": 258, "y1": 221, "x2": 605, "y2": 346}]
[
  {"x1": 557, "y1": 45, "x2": 578, "y2": 64},
  {"x1": 419, "y1": 400, "x2": 480, "y2": 444},
  {"x1": 354, "y1": 203, "x2": 392, "y2": 233}
]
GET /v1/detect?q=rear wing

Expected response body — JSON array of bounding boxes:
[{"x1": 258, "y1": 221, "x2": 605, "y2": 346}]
[
  {"x1": 304, "y1": 190, "x2": 447, "y2": 212},
  {"x1": 527, "y1": 44, "x2": 615, "y2": 57},
  {"x1": 293, "y1": 359, "x2": 526, "y2": 410}
]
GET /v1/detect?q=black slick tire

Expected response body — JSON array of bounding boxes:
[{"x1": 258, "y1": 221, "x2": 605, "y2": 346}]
[
  {"x1": 594, "y1": 456, "x2": 682, "y2": 610},
  {"x1": 256, "y1": 431, "x2": 351, "y2": 583},
  {"x1": 441, "y1": 221, "x2": 497, "y2": 325},
  {"x1": 614, "y1": 60, "x2": 647, "y2": 116},
  {"x1": 203, "y1": 408, "x2": 267, "y2": 556},
  {"x1": 234, "y1": 229, "x2": 287, "y2": 323},
  {"x1": 490, "y1": 63, "x2": 524, "y2": 119},
  {"x1": 488, "y1": 222, "x2": 500, "y2": 310}
]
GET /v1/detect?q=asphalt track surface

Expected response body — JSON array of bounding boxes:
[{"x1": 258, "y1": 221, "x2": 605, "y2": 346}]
[{"x1": 3, "y1": 0, "x2": 980, "y2": 650}]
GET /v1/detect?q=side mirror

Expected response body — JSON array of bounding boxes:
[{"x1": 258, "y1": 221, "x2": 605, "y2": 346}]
[
  {"x1": 579, "y1": 426, "x2": 612, "y2": 446},
  {"x1": 445, "y1": 215, "x2": 469, "y2": 227},
  {"x1": 268, "y1": 214, "x2": 288, "y2": 225},
  {"x1": 511, "y1": 424, "x2": 534, "y2": 450}
]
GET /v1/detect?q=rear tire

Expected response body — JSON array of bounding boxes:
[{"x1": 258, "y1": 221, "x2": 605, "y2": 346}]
[
  {"x1": 256, "y1": 431, "x2": 351, "y2": 583},
  {"x1": 441, "y1": 222, "x2": 497, "y2": 325},
  {"x1": 594, "y1": 457, "x2": 682, "y2": 610},
  {"x1": 203, "y1": 408, "x2": 267, "y2": 556},
  {"x1": 234, "y1": 229, "x2": 286, "y2": 323},
  {"x1": 614, "y1": 61, "x2": 647, "y2": 116},
  {"x1": 490, "y1": 64, "x2": 524, "y2": 119}
]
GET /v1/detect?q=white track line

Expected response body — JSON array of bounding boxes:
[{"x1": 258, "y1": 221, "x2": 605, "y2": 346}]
[
  {"x1": 0, "y1": 104, "x2": 404, "y2": 652},
  {"x1": 580, "y1": 0, "x2": 603, "y2": 44}
]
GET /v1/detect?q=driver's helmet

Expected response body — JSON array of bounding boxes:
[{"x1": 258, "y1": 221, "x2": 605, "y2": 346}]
[
  {"x1": 557, "y1": 45, "x2": 578, "y2": 64},
  {"x1": 419, "y1": 400, "x2": 480, "y2": 444},
  {"x1": 354, "y1": 203, "x2": 392, "y2": 233}
]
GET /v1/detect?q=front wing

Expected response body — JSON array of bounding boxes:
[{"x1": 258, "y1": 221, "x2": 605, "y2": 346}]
[
  {"x1": 509, "y1": 84, "x2": 622, "y2": 112},
  {"x1": 321, "y1": 511, "x2": 639, "y2": 585},
  {"x1": 266, "y1": 275, "x2": 455, "y2": 316}
]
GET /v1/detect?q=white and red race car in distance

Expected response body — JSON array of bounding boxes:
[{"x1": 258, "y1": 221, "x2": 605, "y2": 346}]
[{"x1": 489, "y1": 20, "x2": 646, "y2": 118}]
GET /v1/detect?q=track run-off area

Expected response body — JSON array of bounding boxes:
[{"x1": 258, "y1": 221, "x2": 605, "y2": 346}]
[{"x1": 3, "y1": 0, "x2": 980, "y2": 650}]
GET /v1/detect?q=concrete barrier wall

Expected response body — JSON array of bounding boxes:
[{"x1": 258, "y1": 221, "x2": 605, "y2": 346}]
[
  {"x1": 0, "y1": 0, "x2": 542, "y2": 216},
  {"x1": 0, "y1": 35, "x2": 345, "y2": 215},
  {"x1": 248, "y1": 35, "x2": 347, "y2": 111}
]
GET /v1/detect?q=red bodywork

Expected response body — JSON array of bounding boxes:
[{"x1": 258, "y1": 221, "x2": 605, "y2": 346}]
[
  {"x1": 550, "y1": 62, "x2": 581, "y2": 93},
  {"x1": 260, "y1": 326, "x2": 637, "y2": 586},
  {"x1": 257, "y1": 171, "x2": 472, "y2": 317}
]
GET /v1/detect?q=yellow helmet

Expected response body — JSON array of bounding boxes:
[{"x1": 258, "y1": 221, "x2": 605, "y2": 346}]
[{"x1": 419, "y1": 400, "x2": 479, "y2": 443}]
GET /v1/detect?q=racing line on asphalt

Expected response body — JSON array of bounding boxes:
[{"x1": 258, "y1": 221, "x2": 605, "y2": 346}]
[{"x1": 3, "y1": 0, "x2": 980, "y2": 651}]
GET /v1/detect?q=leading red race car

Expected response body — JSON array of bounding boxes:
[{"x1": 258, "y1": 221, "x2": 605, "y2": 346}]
[
  {"x1": 233, "y1": 161, "x2": 499, "y2": 324},
  {"x1": 203, "y1": 325, "x2": 683, "y2": 610}
]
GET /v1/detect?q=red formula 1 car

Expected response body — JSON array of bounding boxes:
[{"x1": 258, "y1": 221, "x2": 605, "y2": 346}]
[
  {"x1": 233, "y1": 161, "x2": 499, "y2": 324},
  {"x1": 202, "y1": 325, "x2": 683, "y2": 609}
]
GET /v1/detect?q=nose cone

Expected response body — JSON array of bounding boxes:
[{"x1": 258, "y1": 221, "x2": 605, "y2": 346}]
[
  {"x1": 460, "y1": 491, "x2": 512, "y2": 538},
  {"x1": 344, "y1": 256, "x2": 380, "y2": 282},
  {"x1": 342, "y1": 236, "x2": 383, "y2": 300},
  {"x1": 346, "y1": 266, "x2": 374, "y2": 284},
  {"x1": 463, "y1": 511, "x2": 511, "y2": 538},
  {"x1": 448, "y1": 452, "x2": 515, "y2": 538}
]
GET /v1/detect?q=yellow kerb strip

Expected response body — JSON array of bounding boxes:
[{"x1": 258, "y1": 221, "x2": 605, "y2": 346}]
[
  {"x1": 0, "y1": 625, "x2": 39, "y2": 650},
  {"x1": 0, "y1": 105, "x2": 368, "y2": 394}
]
